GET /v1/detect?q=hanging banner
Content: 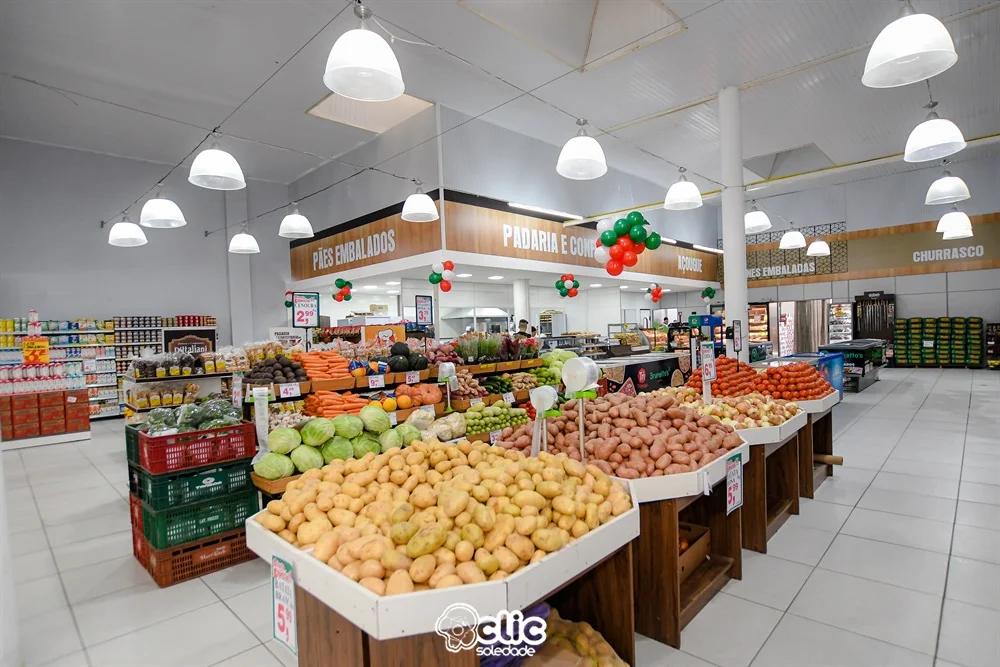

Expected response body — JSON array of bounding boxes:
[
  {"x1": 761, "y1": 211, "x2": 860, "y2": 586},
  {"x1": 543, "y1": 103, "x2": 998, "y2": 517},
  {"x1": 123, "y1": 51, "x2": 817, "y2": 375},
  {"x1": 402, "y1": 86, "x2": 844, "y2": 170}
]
[{"x1": 269, "y1": 327, "x2": 309, "y2": 349}]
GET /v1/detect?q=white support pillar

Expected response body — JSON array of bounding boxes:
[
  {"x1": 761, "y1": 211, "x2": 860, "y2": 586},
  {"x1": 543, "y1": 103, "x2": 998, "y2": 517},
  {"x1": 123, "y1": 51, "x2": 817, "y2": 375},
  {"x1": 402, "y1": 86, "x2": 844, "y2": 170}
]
[
  {"x1": 719, "y1": 86, "x2": 749, "y2": 361},
  {"x1": 513, "y1": 279, "x2": 531, "y2": 330}
]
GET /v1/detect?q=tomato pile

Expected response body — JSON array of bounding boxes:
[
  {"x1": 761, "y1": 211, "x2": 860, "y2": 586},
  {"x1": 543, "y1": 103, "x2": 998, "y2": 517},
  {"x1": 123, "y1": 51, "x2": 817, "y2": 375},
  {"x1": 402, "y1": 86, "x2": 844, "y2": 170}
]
[
  {"x1": 686, "y1": 356, "x2": 758, "y2": 396},
  {"x1": 751, "y1": 362, "x2": 834, "y2": 400}
]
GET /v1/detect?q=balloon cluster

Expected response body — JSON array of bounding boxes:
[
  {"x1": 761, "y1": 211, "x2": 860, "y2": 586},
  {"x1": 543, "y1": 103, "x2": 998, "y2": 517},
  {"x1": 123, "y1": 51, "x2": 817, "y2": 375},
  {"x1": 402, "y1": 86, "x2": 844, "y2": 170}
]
[
  {"x1": 645, "y1": 283, "x2": 664, "y2": 303},
  {"x1": 555, "y1": 273, "x2": 579, "y2": 298},
  {"x1": 333, "y1": 278, "x2": 353, "y2": 302},
  {"x1": 284, "y1": 291, "x2": 293, "y2": 308},
  {"x1": 594, "y1": 211, "x2": 663, "y2": 276},
  {"x1": 701, "y1": 286, "x2": 716, "y2": 304},
  {"x1": 429, "y1": 260, "x2": 456, "y2": 293}
]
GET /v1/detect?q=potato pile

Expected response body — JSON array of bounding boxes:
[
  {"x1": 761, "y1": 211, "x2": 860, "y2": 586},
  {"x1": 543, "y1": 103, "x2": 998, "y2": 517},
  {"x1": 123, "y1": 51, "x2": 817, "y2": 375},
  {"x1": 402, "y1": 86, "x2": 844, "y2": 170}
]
[
  {"x1": 651, "y1": 388, "x2": 801, "y2": 429},
  {"x1": 495, "y1": 392, "x2": 742, "y2": 478},
  {"x1": 254, "y1": 439, "x2": 632, "y2": 595},
  {"x1": 511, "y1": 372, "x2": 537, "y2": 393},
  {"x1": 531, "y1": 608, "x2": 629, "y2": 667}
]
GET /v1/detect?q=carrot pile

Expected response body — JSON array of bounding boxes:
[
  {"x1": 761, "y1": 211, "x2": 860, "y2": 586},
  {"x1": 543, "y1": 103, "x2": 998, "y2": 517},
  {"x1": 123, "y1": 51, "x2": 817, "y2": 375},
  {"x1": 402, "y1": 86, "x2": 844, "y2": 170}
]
[
  {"x1": 292, "y1": 350, "x2": 352, "y2": 380},
  {"x1": 304, "y1": 391, "x2": 370, "y2": 418}
]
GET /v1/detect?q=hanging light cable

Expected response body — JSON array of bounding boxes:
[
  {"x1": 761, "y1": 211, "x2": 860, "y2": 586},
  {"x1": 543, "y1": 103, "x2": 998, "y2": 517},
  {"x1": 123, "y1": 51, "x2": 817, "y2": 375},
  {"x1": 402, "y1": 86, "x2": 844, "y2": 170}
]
[
  {"x1": 229, "y1": 223, "x2": 260, "y2": 254},
  {"x1": 401, "y1": 180, "x2": 439, "y2": 222},
  {"x1": 278, "y1": 202, "x2": 314, "y2": 239},
  {"x1": 556, "y1": 119, "x2": 607, "y2": 180},
  {"x1": 744, "y1": 201, "x2": 772, "y2": 233},
  {"x1": 323, "y1": 1, "x2": 404, "y2": 102},
  {"x1": 905, "y1": 81, "x2": 966, "y2": 163},
  {"x1": 925, "y1": 159, "x2": 970, "y2": 205},
  {"x1": 863, "y1": 0, "x2": 957, "y2": 88},
  {"x1": 139, "y1": 184, "x2": 186, "y2": 229},
  {"x1": 108, "y1": 214, "x2": 147, "y2": 247},
  {"x1": 662, "y1": 167, "x2": 703, "y2": 210},
  {"x1": 189, "y1": 134, "x2": 246, "y2": 190},
  {"x1": 779, "y1": 221, "x2": 806, "y2": 250}
]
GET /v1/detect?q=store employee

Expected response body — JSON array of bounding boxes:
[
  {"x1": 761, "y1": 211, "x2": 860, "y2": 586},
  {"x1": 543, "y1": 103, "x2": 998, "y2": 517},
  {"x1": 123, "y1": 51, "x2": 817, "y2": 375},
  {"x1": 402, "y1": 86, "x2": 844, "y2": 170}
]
[{"x1": 513, "y1": 319, "x2": 530, "y2": 338}]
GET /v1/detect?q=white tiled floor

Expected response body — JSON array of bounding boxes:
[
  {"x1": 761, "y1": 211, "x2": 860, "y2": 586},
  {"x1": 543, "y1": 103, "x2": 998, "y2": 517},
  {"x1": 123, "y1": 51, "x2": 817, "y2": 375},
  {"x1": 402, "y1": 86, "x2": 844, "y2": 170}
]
[{"x1": 3, "y1": 368, "x2": 998, "y2": 666}]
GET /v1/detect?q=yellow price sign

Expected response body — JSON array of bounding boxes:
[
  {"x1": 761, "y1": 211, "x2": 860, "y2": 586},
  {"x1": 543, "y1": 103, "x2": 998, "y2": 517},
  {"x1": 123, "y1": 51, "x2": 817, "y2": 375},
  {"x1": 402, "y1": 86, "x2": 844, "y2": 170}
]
[{"x1": 22, "y1": 337, "x2": 50, "y2": 364}]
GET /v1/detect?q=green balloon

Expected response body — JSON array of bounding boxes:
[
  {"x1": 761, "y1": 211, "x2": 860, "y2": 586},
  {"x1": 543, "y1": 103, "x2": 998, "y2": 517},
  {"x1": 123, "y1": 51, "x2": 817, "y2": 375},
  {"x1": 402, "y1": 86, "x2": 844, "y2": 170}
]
[
  {"x1": 629, "y1": 225, "x2": 647, "y2": 244},
  {"x1": 284, "y1": 301, "x2": 292, "y2": 308},
  {"x1": 626, "y1": 211, "x2": 644, "y2": 226},
  {"x1": 335, "y1": 278, "x2": 346, "y2": 289},
  {"x1": 429, "y1": 272, "x2": 442, "y2": 284},
  {"x1": 572, "y1": 280, "x2": 579, "y2": 289},
  {"x1": 600, "y1": 230, "x2": 618, "y2": 247},
  {"x1": 645, "y1": 232, "x2": 662, "y2": 250},
  {"x1": 555, "y1": 280, "x2": 565, "y2": 290},
  {"x1": 345, "y1": 281, "x2": 353, "y2": 289},
  {"x1": 343, "y1": 293, "x2": 352, "y2": 301},
  {"x1": 559, "y1": 287, "x2": 569, "y2": 297},
  {"x1": 613, "y1": 218, "x2": 629, "y2": 236}
]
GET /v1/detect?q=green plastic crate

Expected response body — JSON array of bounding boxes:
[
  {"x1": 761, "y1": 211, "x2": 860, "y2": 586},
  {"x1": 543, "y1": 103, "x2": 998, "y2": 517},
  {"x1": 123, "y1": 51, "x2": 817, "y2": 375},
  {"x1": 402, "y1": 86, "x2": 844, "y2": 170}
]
[
  {"x1": 129, "y1": 459, "x2": 253, "y2": 511},
  {"x1": 142, "y1": 490, "x2": 259, "y2": 550}
]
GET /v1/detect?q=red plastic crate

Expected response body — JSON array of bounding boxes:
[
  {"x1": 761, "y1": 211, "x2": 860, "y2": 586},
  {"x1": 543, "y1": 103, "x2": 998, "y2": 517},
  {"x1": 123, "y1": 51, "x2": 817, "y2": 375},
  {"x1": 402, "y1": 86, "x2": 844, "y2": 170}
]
[
  {"x1": 138, "y1": 422, "x2": 256, "y2": 474},
  {"x1": 144, "y1": 529, "x2": 254, "y2": 587}
]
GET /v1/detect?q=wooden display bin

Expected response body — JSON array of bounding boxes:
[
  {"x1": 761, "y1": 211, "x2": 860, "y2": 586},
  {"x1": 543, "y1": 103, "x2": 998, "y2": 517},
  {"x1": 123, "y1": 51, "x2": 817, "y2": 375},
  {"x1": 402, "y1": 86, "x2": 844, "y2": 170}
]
[
  {"x1": 520, "y1": 358, "x2": 543, "y2": 369},
  {"x1": 496, "y1": 361, "x2": 521, "y2": 372},
  {"x1": 677, "y1": 523, "x2": 710, "y2": 585},
  {"x1": 311, "y1": 378, "x2": 358, "y2": 392},
  {"x1": 795, "y1": 392, "x2": 839, "y2": 498}
]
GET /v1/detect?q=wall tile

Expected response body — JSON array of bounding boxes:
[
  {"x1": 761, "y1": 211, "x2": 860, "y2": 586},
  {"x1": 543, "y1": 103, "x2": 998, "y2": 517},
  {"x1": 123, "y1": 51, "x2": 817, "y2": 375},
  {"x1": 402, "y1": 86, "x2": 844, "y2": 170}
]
[
  {"x1": 947, "y1": 269, "x2": 1000, "y2": 292},
  {"x1": 896, "y1": 293, "x2": 949, "y2": 319},
  {"x1": 803, "y1": 282, "x2": 833, "y2": 300},
  {"x1": 948, "y1": 290, "x2": 1000, "y2": 321},
  {"x1": 895, "y1": 273, "x2": 947, "y2": 295}
]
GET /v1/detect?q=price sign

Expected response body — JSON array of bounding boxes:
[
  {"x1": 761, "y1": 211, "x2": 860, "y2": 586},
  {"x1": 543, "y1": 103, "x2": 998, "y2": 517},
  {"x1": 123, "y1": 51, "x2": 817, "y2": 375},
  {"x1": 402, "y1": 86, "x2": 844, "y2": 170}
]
[
  {"x1": 726, "y1": 452, "x2": 743, "y2": 515},
  {"x1": 489, "y1": 430, "x2": 502, "y2": 445},
  {"x1": 502, "y1": 392, "x2": 515, "y2": 404},
  {"x1": 82, "y1": 358, "x2": 96, "y2": 373},
  {"x1": 415, "y1": 295, "x2": 433, "y2": 325},
  {"x1": 272, "y1": 556, "x2": 297, "y2": 654},
  {"x1": 923, "y1": 340, "x2": 934, "y2": 348},
  {"x1": 231, "y1": 372, "x2": 243, "y2": 407},
  {"x1": 733, "y1": 319, "x2": 743, "y2": 352},
  {"x1": 22, "y1": 337, "x2": 49, "y2": 365},
  {"x1": 253, "y1": 387, "x2": 270, "y2": 454},
  {"x1": 420, "y1": 405, "x2": 436, "y2": 415},
  {"x1": 405, "y1": 371, "x2": 420, "y2": 384},
  {"x1": 700, "y1": 341, "x2": 717, "y2": 380},
  {"x1": 470, "y1": 397, "x2": 483, "y2": 405},
  {"x1": 291, "y1": 292, "x2": 320, "y2": 329},
  {"x1": 388, "y1": 411, "x2": 398, "y2": 426},
  {"x1": 278, "y1": 383, "x2": 300, "y2": 399},
  {"x1": 368, "y1": 375, "x2": 385, "y2": 389}
]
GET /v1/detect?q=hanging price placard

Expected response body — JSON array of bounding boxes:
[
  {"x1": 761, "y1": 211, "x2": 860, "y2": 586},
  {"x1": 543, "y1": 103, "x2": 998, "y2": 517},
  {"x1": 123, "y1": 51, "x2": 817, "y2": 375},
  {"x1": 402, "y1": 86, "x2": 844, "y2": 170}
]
[
  {"x1": 272, "y1": 556, "x2": 297, "y2": 654},
  {"x1": 231, "y1": 372, "x2": 243, "y2": 407},
  {"x1": 489, "y1": 430, "x2": 502, "y2": 445},
  {"x1": 726, "y1": 452, "x2": 743, "y2": 515},
  {"x1": 22, "y1": 337, "x2": 49, "y2": 365},
  {"x1": 700, "y1": 341, "x2": 717, "y2": 381},
  {"x1": 502, "y1": 392, "x2": 515, "y2": 404}
]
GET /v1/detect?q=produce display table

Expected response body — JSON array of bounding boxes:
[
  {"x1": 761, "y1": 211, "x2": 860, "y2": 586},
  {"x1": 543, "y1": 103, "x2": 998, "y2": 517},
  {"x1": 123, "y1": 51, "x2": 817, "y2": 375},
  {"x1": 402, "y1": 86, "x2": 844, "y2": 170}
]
[
  {"x1": 738, "y1": 411, "x2": 807, "y2": 553},
  {"x1": 244, "y1": 483, "x2": 640, "y2": 667},
  {"x1": 795, "y1": 392, "x2": 840, "y2": 498},
  {"x1": 627, "y1": 443, "x2": 750, "y2": 649}
]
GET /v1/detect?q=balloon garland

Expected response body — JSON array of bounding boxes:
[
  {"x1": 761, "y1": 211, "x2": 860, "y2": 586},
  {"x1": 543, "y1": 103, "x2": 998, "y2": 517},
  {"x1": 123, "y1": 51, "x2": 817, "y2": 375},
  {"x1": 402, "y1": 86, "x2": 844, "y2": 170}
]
[
  {"x1": 593, "y1": 211, "x2": 663, "y2": 277},
  {"x1": 555, "y1": 273, "x2": 580, "y2": 298},
  {"x1": 333, "y1": 278, "x2": 353, "y2": 303},
  {"x1": 644, "y1": 283, "x2": 664, "y2": 303},
  {"x1": 701, "y1": 286, "x2": 716, "y2": 303},
  {"x1": 284, "y1": 291, "x2": 293, "y2": 308},
  {"x1": 429, "y1": 259, "x2": 456, "y2": 293}
]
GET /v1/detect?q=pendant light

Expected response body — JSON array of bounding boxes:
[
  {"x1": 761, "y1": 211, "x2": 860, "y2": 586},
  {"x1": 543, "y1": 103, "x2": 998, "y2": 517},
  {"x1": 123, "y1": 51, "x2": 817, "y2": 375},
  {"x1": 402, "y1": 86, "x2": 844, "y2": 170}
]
[
  {"x1": 863, "y1": 0, "x2": 957, "y2": 89},
  {"x1": 925, "y1": 160, "x2": 970, "y2": 205},
  {"x1": 936, "y1": 206, "x2": 973, "y2": 236},
  {"x1": 556, "y1": 119, "x2": 607, "y2": 180},
  {"x1": 401, "y1": 180, "x2": 439, "y2": 222},
  {"x1": 278, "y1": 203, "x2": 314, "y2": 239},
  {"x1": 139, "y1": 184, "x2": 186, "y2": 228},
  {"x1": 229, "y1": 224, "x2": 260, "y2": 254},
  {"x1": 744, "y1": 202, "x2": 772, "y2": 233},
  {"x1": 662, "y1": 167, "x2": 703, "y2": 210},
  {"x1": 806, "y1": 240, "x2": 831, "y2": 257},
  {"x1": 189, "y1": 135, "x2": 246, "y2": 190},
  {"x1": 779, "y1": 222, "x2": 806, "y2": 250},
  {"x1": 905, "y1": 82, "x2": 966, "y2": 163},
  {"x1": 108, "y1": 215, "x2": 147, "y2": 247},
  {"x1": 323, "y1": 2, "x2": 404, "y2": 102}
]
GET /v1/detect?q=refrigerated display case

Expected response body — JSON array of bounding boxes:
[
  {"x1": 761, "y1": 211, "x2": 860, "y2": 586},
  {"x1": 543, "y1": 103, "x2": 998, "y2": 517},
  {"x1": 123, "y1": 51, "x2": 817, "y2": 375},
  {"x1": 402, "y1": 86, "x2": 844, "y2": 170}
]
[
  {"x1": 778, "y1": 302, "x2": 797, "y2": 356},
  {"x1": 829, "y1": 302, "x2": 853, "y2": 342},
  {"x1": 748, "y1": 304, "x2": 770, "y2": 344}
]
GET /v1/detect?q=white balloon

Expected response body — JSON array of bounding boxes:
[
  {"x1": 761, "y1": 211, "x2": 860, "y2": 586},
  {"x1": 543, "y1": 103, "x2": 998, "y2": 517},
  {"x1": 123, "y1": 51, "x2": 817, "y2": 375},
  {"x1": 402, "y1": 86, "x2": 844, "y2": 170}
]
[
  {"x1": 644, "y1": 292, "x2": 653, "y2": 301},
  {"x1": 596, "y1": 218, "x2": 613, "y2": 233},
  {"x1": 431, "y1": 263, "x2": 444, "y2": 274},
  {"x1": 594, "y1": 246, "x2": 610, "y2": 264},
  {"x1": 649, "y1": 283, "x2": 657, "y2": 290},
  {"x1": 442, "y1": 269, "x2": 455, "y2": 281}
]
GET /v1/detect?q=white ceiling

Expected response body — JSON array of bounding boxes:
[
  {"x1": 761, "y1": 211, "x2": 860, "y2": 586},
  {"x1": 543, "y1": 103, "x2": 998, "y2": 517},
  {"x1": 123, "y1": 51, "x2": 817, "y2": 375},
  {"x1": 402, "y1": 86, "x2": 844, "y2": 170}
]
[{"x1": 1, "y1": 0, "x2": 997, "y2": 199}]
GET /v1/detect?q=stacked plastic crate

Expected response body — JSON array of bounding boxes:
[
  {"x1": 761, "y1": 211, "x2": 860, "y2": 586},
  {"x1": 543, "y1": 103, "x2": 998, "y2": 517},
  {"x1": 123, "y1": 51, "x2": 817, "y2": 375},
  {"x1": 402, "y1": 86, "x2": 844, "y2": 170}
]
[
  {"x1": 127, "y1": 421, "x2": 259, "y2": 586},
  {"x1": 967, "y1": 317, "x2": 984, "y2": 368}
]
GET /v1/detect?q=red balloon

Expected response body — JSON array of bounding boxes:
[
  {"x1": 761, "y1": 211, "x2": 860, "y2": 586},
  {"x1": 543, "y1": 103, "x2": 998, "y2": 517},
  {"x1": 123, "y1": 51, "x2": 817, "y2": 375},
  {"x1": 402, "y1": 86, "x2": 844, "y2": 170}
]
[
  {"x1": 609, "y1": 244, "x2": 624, "y2": 260},
  {"x1": 565, "y1": 274, "x2": 574, "y2": 282},
  {"x1": 442, "y1": 260, "x2": 455, "y2": 271},
  {"x1": 622, "y1": 250, "x2": 638, "y2": 267},
  {"x1": 568, "y1": 287, "x2": 578, "y2": 297},
  {"x1": 340, "y1": 286, "x2": 350, "y2": 296},
  {"x1": 560, "y1": 274, "x2": 568, "y2": 282},
  {"x1": 633, "y1": 242, "x2": 646, "y2": 255},
  {"x1": 652, "y1": 296, "x2": 660, "y2": 303},
  {"x1": 616, "y1": 236, "x2": 634, "y2": 251},
  {"x1": 606, "y1": 260, "x2": 623, "y2": 276},
  {"x1": 334, "y1": 294, "x2": 344, "y2": 302},
  {"x1": 595, "y1": 238, "x2": 602, "y2": 248},
  {"x1": 653, "y1": 287, "x2": 662, "y2": 296},
  {"x1": 440, "y1": 280, "x2": 452, "y2": 292}
]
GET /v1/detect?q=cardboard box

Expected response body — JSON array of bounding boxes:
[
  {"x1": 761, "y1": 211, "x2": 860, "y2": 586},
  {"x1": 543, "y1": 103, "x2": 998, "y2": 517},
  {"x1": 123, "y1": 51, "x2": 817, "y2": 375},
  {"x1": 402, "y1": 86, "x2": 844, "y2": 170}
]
[
  {"x1": 12, "y1": 394, "x2": 38, "y2": 409},
  {"x1": 0, "y1": 396, "x2": 11, "y2": 412},
  {"x1": 12, "y1": 410, "x2": 39, "y2": 427},
  {"x1": 40, "y1": 421, "x2": 66, "y2": 436},
  {"x1": 38, "y1": 391, "x2": 64, "y2": 408},
  {"x1": 13, "y1": 424, "x2": 40, "y2": 440},
  {"x1": 65, "y1": 418, "x2": 89, "y2": 433},
  {"x1": 65, "y1": 390, "x2": 88, "y2": 405},
  {"x1": 40, "y1": 406, "x2": 65, "y2": 420},
  {"x1": 65, "y1": 407, "x2": 90, "y2": 421},
  {"x1": 678, "y1": 522, "x2": 711, "y2": 585}
]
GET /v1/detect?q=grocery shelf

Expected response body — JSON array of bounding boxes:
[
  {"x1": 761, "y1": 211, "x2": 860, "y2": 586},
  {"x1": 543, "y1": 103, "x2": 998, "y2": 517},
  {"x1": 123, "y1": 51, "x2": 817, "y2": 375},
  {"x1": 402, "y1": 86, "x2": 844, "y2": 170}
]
[
  {"x1": 115, "y1": 327, "x2": 162, "y2": 331},
  {"x1": 161, "y1": 326, "x2": 216, "y2": 330},
  {"x1": 87, "y1": 382, "x2": 118, "y2": 388},
  {"x1": 114, "y1": 342, "x2": 161, "y2": 347},
  {"x1": 89, "y1": 395, "x2": 118, "y2": 402},
  {"x1": 51, "y1": 344, "x2": 110, "y2": 349},
  {"x1": 89, "y1": 413, "x2": 121, "y2": 420},
  {"x1": 125, "y1": 371, "x2": 233, "y2": 383},
  {"x1": 35, "y1": 329, "x2": 115, "y2": 335}
]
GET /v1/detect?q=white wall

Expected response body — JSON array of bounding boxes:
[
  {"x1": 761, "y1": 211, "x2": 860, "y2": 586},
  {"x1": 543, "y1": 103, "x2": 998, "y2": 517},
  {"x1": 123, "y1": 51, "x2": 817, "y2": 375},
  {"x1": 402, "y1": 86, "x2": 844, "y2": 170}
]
[{"x1": 320, "y1": 292, "x2": 400, "y2": 324}]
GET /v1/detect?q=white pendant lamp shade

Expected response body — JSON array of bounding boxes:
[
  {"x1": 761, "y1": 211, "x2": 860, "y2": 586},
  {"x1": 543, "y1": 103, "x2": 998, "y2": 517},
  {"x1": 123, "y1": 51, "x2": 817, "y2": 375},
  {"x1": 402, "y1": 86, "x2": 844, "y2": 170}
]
[
  {"x1": 942, "y1": 225, "x2": 973, "y2": 240},
  {"x1": 189, "y1": 144, "x2": 246, "y2": 190},
  {"x1": 936, "y1": 207, "x2": 972, "y2": 235},
  {"x1": 905, "y1": 113, "x2": 966, "y2": 162},
  {"x1": 278, "y1": 205, "x2": 314, "y2": 239},
  {"x1": 108, "y1": 216, "x2": 147, "y2": 247},
  {"x1": 862, "y1": 4, "x2": 957, "y2": 89},
  {"x1": 744, "y1": 205, "x2": 772, "y2": 233},
  {"x1": 662, "y1": 168, "x2": 703, "y2": 210},
  {"x1": 925, "y1": 171, "x2": 970, "y2": 205},
  {"x1": 556, "y1": 120, "x2": 607, "y2": 180},
  {"x1": 229, "y1": 229, "x2": 260, "y2": 254},
  {"x1": 806, "y1": 240, "x2": 831, "y2": 257},
  {"x1": 139, "y1": 189, "x2": 186, "y2": 228},
  {"x1": 779, "y1": 229, "x2": 807, "y2": 250},
  {"x1": 401, "y1": 182, "x2": 438, "y2": 222},
  {"x1": 323, "y1": 4, "x2": 404, "y2": 102}
]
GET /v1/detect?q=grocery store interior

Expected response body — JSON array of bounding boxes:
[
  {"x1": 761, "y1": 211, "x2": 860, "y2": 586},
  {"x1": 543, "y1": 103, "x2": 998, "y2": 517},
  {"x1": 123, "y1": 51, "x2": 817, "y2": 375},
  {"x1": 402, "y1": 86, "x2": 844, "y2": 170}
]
[{"x1": 0, "y1": 1, "x2": 998, "y2": 667}]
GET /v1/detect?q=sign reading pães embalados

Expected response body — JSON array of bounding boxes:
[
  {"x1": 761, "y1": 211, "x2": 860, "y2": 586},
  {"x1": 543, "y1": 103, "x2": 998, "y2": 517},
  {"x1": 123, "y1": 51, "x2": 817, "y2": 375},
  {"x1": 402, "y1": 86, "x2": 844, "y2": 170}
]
[
  {"x1": 747, "y1": 262, "x2": 816, "y2": 279},
  {"x1": 312, "y1": 229, "x2": 397, "y2": 271}
]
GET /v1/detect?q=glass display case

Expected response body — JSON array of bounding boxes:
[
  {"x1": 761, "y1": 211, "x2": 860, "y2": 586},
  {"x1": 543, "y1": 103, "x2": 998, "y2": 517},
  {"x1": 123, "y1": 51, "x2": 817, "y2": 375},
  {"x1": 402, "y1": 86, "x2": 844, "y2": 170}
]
[
  {"x1": 748, "y1": 304, "x2": 770, "y2": 343},
  {"x1": 829, "y1": 302, "x2": 853, "y2": 342}
]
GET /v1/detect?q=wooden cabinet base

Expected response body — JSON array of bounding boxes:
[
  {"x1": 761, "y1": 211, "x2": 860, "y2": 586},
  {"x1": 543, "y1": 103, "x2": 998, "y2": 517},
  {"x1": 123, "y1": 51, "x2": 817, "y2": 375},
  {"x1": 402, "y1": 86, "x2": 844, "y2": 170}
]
[
  {"x1": 633, "y1": 481, "x2": 742, "y2": 649},
  {"x1": 743, "y1": 434, "x2": 800, "y2": 554},
  {"x1": 799, "y1": 408, "x2": 834, "y2": 499}
]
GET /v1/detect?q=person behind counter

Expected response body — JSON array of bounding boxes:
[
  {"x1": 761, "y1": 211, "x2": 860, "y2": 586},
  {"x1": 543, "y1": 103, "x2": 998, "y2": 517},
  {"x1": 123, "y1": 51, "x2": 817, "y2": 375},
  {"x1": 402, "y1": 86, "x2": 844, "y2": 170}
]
[{"x1": 513, "y1": 319, "x2": 530, "y2": 338}]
